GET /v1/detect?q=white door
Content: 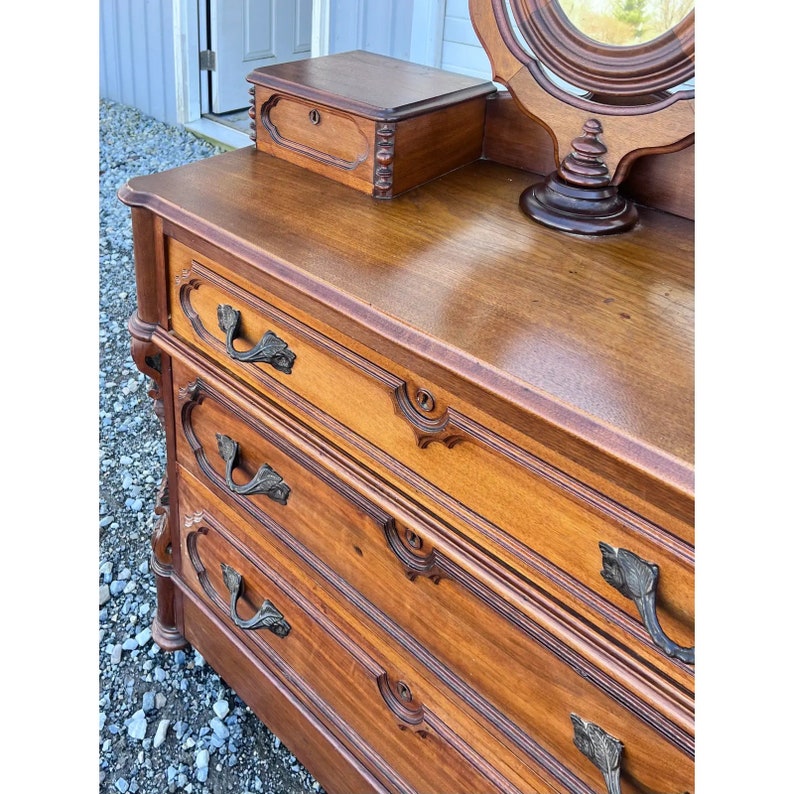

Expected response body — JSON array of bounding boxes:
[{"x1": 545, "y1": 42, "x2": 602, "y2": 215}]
[{"x1": 209, "y1": 0, "x2": 313, "y2": 114}]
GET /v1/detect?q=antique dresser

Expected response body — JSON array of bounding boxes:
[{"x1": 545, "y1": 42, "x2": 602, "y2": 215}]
[{"x1": 119, "y1": 38, "x2": 694, "y2": 794}]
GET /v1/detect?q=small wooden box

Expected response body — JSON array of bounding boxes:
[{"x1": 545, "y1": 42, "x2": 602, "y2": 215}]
[{"x1": 247, "y1": 50, "x2": 496, "y2": 198}]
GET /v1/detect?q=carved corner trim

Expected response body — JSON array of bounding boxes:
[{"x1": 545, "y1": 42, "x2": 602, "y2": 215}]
[
  {"x1": 128, "y1": 311, "x2": 164, "y2": 417},
  {"x1": 150, "y1": 477, "x2": 172, "y2": 575}
]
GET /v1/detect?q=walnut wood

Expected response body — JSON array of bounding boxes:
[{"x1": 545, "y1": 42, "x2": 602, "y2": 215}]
[
  {"x1": 176, "y1": 476, "x2": 524, "y2": 794},
  {"x1": 165, "y1": 250, "x2": 694, "y2": 684},
  {"x1": 180, "y1": 595, "x2": 392, "y2": 794},
  {"x1": 247, "y1": 50, "x2": 495, "y2": 120},
  {"x1": 248, "y1": 51, "x2": 494, "y2": 198},
  {"x1": 468, "y1": 1, "x2": 695, "y2": 184},
  {"x1": 121, "y1": 123, "x2": 694, "y2": 793},
  {"x1": 119, "y1": 149, "x2": 693, "y2": 509}
]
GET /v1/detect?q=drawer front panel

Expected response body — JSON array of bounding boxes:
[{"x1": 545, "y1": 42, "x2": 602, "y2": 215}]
[
  {"x1": 175, "y1": 479, "x2": 533, "y2": 794},
  {"x1": 170, "y1": 362, "x2": 693, "y2": 793},
  {"x1": 253, "y1": 89, "x2": 375, "y2": 193},
  {"x1": 260, "y1": 93, "x2": 372, "y2": 169},
  {"x1": 167, "y1": 238, "x2": 694, "y2": 677}
]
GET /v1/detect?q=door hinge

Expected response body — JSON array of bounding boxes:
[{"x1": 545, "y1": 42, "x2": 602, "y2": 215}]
[{"x1": 199, "y1": 50, "x2": 217, "y2": 71}]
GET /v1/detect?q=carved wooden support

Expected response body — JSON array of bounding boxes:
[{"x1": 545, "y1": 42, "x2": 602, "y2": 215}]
[
  {"x1": 520, "y1": 119, "x2": 638, "y2": 235},
  {"x1": 128, "y1": 311, "x2": 164, "y2": 424},
  {"x1": 128, "y1": 310, "x2": 185, "y2": 649},
  {"x1": 149, "y1": 478, "x2": 187, "y2": 650}
]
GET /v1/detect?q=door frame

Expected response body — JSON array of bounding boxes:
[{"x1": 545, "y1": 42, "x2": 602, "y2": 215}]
[{"x1": 174, "y1": 0, "x2": 446, "y2": 124}]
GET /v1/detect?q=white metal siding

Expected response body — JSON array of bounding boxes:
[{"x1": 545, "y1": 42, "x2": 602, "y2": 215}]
[
  {"x1": 100, "y1": 0, "x2": 180, "y2": 125},
  {"x1": 440, "y1": 0, "x2": 492, "y2": 79},
  {"x1": 327, "y1": 0, "x2": 415, "y2": 61},
  {"x1": 99, "y1": 0, "x2": 492, "y2": 126}
]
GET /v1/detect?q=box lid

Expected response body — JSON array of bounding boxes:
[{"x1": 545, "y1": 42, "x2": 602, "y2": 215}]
[{"x1": 247, "y1": 50, "x2": 496, "y2": 121}]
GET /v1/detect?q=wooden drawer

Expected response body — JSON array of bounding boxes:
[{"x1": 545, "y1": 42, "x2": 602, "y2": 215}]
[
  {"x1": 178, "y1": 595, "x2": 384, "y2": 794},
  {"x1": 167, "y1": 237, "x2": 695, "y2": 686},
  {"x1": 170, "y1": 360, "x2": 693, "y2": 793},
  {"x1": 174, "y1": 475, "x2": 539, "y2": 794}
]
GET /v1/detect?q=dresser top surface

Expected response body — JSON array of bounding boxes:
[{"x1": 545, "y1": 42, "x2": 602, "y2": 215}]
[{"x1": 122, "y1": 147, "x2": 693, "y2": 496}]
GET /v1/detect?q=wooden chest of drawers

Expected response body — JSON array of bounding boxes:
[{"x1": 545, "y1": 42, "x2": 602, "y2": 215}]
[{"x1": 120, "y1": 142, "x2": 694, "y2": 793}]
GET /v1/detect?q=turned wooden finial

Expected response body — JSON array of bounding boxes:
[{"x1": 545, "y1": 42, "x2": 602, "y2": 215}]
[{"x1": 519, "y1": 119, "x2": 639, "y2": 235}]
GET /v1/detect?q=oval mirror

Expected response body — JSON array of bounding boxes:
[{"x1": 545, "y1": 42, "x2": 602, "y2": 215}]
[{"x1": 557, "y1": 0, "x2": 694, "y2": 48}]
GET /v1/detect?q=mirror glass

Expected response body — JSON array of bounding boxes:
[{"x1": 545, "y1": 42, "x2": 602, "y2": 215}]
[{"x1": 557, "y1": 0, "x2": 694, "y2": 46}]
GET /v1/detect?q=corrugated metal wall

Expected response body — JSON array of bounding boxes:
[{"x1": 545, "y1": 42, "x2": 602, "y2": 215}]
[
  {"x1": 98, "y1": 1, "x2": 491, "y2": 126},
  {"x1": 100, "y1": 0, "x2": 180, "y2": 125},
  {"x1": 328, "y1": 0, "x2": 415, "y2": 61}
]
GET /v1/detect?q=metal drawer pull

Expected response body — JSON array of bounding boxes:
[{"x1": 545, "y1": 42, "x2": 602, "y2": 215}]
[
  {"x1": 571, "y1": 714, "x2": 623, "y2": 794},
  {"x1": 221, "y1": 563, "x2": 291, "y2": 637},
  {"x1": 216, "y1": 433, "x2": 291, "y2": 504},
  {"x1": 217, "y1": 304, "x2": 296, "y2": 373},
  {"x1": 599, "y1": 542, "x2": 694, "y2": 665}
]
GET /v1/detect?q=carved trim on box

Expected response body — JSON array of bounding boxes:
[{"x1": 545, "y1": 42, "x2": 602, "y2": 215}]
[
  {"x1": 373, "y1": 123, "x2": 396, "y2": 198},
  {"x1": 248, "y1": 86, "x2": 257, "y2": 142}
]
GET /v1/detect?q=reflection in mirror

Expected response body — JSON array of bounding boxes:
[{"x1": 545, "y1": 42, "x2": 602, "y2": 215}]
[{"x1": 557, "y1": 0, "x2": 694, "y2": 47}]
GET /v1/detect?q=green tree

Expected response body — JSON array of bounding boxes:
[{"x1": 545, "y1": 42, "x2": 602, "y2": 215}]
[{"x1": 611, "y1": 0, "x2": 649, "y2": 41}]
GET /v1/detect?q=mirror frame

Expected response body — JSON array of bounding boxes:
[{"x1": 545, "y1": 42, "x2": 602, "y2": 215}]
[
  {"x1": 502, "y1": 0, "x2": 694, "y2": 108},
  {"x1": 469, "y1": 0, "x2": 695, "y2": 234}
]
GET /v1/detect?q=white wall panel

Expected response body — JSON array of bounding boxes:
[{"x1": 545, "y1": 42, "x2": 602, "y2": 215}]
[
  {"x1": 440, "y1": 0, "x2": 492, "y2": 79},
  {"x1": 99, "y1": 0, "x2": 180, "y2": 125},
  {"x1": 328, "y1": 0, "x2": 414, "y2": 60}
]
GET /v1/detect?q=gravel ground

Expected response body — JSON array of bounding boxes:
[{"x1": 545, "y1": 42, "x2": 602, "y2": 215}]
[{"x1": 98, "y1": 99, "x2": 324, "y2": 794}]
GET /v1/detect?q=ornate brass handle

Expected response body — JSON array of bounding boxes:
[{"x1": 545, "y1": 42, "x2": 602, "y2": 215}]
[
  {"x1": 220, "y1": 563, "x2": 291, "y2": 636},
  {"x1": 216, "y1": 433, "x2": 290, "y2": 504},
  {"x1": 571, "y1": 714, "x2": 623, "y2": 794},
  {"x1": 599, "y1": 542, "x2": 694, "y2": 665},
  {"x1": 217, "y1": 304, "x2": 296, "y2": 373}
]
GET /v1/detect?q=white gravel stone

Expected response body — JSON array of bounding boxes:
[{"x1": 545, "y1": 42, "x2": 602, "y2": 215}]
[{"x1": 153, "y1": 719, "x2": 170, "y2": 748}]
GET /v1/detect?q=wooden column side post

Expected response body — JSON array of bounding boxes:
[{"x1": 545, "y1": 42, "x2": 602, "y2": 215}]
[
  {"x1": 130, "y1": 206, "x2": 161, "y2": 325},
  {"x1": 127, "y1": 205, "x2": 187, "y2": 651}
]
